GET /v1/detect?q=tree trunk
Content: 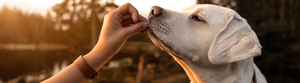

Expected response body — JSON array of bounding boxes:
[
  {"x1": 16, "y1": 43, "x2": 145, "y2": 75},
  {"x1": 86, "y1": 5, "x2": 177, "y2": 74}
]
[
  {"x1": 279, "y1": 0, "x2": 285, "y2": 22},
  {"x1": 136, "y1": 54, "x2": 152, "y2": 83},
  {"x1": 90, "y1": 0, "x2": 97, "y2": 47}
]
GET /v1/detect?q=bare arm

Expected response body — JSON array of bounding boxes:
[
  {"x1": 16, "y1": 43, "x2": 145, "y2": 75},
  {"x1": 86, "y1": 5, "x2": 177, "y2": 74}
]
[{"x1": 42, "y1": 3, "x2": 148, "y2": 83}]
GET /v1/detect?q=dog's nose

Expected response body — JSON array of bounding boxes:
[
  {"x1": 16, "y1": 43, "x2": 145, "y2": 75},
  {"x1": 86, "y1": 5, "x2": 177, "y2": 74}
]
[{"x1": 151, "y1": 6, "x2": 163, "y2": 16}]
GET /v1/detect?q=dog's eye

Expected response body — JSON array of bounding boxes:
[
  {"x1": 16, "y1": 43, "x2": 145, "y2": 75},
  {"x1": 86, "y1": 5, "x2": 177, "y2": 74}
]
[{"x1": 191, "y1": 15, "x2": 204, "y2": 22}]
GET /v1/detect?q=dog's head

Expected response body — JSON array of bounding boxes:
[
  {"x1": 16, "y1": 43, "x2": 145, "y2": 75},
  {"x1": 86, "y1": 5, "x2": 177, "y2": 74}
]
[{"x1": 148, "y1": 4, "x2": 262, "y2": 65}]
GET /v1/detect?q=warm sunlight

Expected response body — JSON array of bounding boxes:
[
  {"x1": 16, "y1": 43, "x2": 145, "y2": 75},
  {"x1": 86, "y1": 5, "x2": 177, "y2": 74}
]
[
  {"x1": 0, "y1": 0, "x2": 299, "y2": 83},
  {"x1": 24, "y1": 0, "x2": 63, "y2": 8},
  {"x1": 0, "y1": 0, "x2": 195, "y2": 17},
  {"x1": 0, "y1": 0, "x2": 63, "y2": 15},
  {"x1": 0, "y1": 0, "x2": 63, "y2": 8},
  {"x1": 115, "y1": 0, "x2": 196, "y2": 17}
]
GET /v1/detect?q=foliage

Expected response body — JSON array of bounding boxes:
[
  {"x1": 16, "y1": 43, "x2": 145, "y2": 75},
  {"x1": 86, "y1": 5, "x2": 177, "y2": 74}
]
[
  {"x1": 0, "y1": 4, "x2": 62, "y2": 44},
  {"x1": 51, "y1": 0, "x2": 118, "y2": 57}
]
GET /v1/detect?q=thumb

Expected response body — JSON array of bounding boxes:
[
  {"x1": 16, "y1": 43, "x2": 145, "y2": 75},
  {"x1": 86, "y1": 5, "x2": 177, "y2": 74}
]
[{"x1": 124, "y1": 22, "x2": 148, "y2": 35}]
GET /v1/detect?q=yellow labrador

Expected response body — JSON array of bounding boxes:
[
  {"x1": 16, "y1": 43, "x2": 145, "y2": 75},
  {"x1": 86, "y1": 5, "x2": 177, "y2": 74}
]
[{"x1": 148, "y1": 4, "x2": 267, "y2": 83}]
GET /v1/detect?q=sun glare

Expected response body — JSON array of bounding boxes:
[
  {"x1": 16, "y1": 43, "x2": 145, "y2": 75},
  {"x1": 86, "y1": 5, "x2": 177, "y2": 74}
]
[
  {"x1": 0, "y1": 0, "x2": 195, "y2": 17},
  {"x1": 24, "y1": 0, "x2": 63, "y2": 8},
  {"x1": 0, "y1": 0, "x2": 64, "y2": 16}
]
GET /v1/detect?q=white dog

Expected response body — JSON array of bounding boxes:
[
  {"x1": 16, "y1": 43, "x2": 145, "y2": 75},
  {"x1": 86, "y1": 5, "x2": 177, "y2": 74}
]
[{"x1": 148, "y1": 4, "x2": 267, "y2": 83}]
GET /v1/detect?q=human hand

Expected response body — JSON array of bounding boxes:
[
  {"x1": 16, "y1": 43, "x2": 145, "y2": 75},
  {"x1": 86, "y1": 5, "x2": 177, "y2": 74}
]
[
  {"x1": 94, "y1": 3, "x2": 148, "y2": 56},
  {"x1": 41, "y1": 4, "x2": 149, "y2": 82}
]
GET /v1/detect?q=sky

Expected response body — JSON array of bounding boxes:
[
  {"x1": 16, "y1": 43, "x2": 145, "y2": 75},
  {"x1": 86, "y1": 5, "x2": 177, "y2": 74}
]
[
  {"x1": 0, "y1": 0, "x2": 196, "y2": 17},
  {"x1": 114, "y1": 0, "x2": 196, "y2": 17}
]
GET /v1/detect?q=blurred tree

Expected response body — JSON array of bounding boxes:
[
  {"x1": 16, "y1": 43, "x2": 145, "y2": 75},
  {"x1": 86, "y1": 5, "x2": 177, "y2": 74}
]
[
  {"x1": 0, "y1": 4, "x2": 56, "y2": 44},
  {"x1": 51, "y1": 0, "x2": 118, "y2": 55},
  {"x1": 197, "y1": 0, "x2": 212, "y2": 4},
  {"x1": 197, "y1": 0, "x2": 237, "y2": 9}
]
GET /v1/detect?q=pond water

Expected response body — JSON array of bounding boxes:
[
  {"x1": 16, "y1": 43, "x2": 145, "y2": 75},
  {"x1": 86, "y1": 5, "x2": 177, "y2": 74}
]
[
  {"x1": 0, "y1": 49, "x2": 72, "y2": 82},
  {"x1": 0, "y1": 42, "x2": 190, "y2": 83}
]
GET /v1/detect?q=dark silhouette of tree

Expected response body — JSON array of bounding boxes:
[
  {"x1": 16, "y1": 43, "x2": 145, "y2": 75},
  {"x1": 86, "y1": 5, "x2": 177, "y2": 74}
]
[
  {"x1": 235, "y1": 0, "x2": 300, "y2": 83},
  {"x1": 197, "y1": 0, "x2": 300, "y2": 82},
  {"x1": 197, "y1": 0, "x2": 212, "y2": 4}
]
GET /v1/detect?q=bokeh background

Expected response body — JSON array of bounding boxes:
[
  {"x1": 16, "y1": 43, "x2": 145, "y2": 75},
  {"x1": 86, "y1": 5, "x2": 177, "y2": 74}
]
[{"x1": 0, "y1": 0, "x2": 299, "y2": 83}]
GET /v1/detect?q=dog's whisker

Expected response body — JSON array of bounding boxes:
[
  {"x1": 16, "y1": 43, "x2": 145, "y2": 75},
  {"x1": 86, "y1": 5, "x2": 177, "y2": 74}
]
[{"x1": 166, "y1": 57, "x2": 179, "y2": 67}]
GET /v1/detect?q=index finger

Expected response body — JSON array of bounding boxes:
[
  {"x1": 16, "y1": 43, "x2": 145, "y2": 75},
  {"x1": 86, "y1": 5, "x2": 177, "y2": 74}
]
[
  {"x1": 138, "y1": 14, "x2": 148, "y2": 23},
  {"x1": 116, "y1": 3, "x2": 139, "y2": 22}
]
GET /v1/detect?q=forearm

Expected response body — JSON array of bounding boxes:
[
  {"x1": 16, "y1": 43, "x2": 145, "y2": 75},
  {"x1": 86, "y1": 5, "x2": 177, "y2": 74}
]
[
  {"x1": 83, "y1": 42, "x2": 120, "y2": 71},
  {"x1": 42, "y1": 43, "x2": 117, "y2": 83},
  {"x1": 42, "y1": 64, "x2": 88, "y2": 83}
]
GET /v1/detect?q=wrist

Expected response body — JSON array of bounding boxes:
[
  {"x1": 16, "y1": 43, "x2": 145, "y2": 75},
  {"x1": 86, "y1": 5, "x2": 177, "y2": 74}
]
[
  {"x1": 74, "y1": 55, "x2": 99, "y2": 79},
  {"x1": 83, "y1": 37, "x2": 127, "y2": 71},
  {"x1": 83, "y1": 44, "x2": 115, "y2": 71}
]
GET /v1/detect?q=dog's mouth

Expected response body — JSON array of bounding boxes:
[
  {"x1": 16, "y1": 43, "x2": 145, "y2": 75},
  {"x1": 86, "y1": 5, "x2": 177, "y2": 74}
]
[{"x1": 148, "y1": 28, "x2": 186, "y2": 60}]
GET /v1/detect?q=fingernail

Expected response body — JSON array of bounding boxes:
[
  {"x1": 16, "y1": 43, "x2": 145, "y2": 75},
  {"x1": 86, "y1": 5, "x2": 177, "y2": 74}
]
[{"x1": 143, "y1": 23, "x2": 149, "y2": 28}]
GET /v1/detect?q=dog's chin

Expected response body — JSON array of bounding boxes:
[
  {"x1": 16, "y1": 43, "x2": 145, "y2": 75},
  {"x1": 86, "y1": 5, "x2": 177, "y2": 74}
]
[{"x1": 148, "y1": 29, "x2": 187, "y2": 60}]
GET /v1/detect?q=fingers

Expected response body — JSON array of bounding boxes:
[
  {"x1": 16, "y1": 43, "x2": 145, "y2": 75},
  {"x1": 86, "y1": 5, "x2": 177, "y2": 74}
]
[
  {"x1": 124, "y1": 22, "x2": 148, "y2": 35},
  {"x1": 122, "y1": 14, "x2": 131, "y2": 20},
  {"x1": 116, "y1": 3, "x2": 139, "y2": 22},
  {"x1": 116, "y1": 3, "x2": 148, "y2": 25},
  {"x1": 117, "y1": 14, "x2": 131, "y2": 26},
  {"x1": 122, "y1": 19, "x2": 134, "y2": 26},
  {"x1": 123, "y1": 14, "x2": 147, "y2": 22},
  {"x1": 122, "y1": 15, "x2": 148, "y2": 27},
  {"x1": 114, "y1": 3, "x2": 149, "y2": 34},
  {"x1": 122, "y1": 19, "x2": 149, "y2": 34},
  {"x1": 139, "y1": 27, "x2": 149, "y2": 34},
  {"x1": 139, "y1": 23, "x2": 149, "y2": 33}
]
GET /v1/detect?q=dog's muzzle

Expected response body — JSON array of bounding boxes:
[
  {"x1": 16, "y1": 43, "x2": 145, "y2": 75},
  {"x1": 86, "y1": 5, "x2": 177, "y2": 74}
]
[{"x1": 148, "y1": 6, "x2": 186, "y2": 60}]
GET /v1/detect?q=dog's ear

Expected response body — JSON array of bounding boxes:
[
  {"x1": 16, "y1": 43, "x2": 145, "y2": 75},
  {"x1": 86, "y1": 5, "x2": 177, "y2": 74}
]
[{"x1": 208, "y1": 11, "x2": 262, "y2": 64}]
